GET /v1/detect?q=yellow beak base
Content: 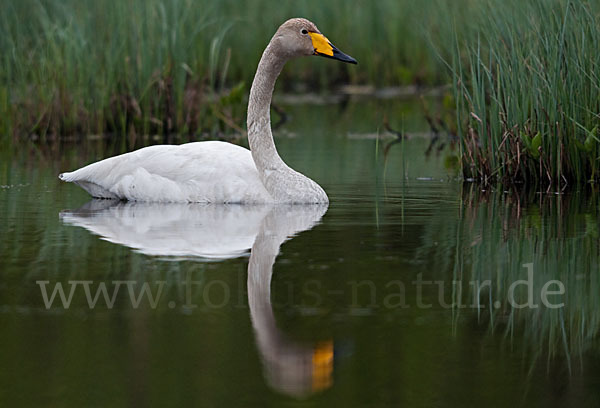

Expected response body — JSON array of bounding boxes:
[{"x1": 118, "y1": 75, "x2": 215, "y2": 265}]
[
  {"x1": 309, "y1": 32, "x2": 334, "y2": 57},
  {"x1": 308, "y1": 32, "x2": 357, "y2": 64}
]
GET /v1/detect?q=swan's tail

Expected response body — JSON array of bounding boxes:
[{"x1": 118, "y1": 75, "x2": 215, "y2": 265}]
[
  {"x1": 58, "y1": 172, "x2": 74, "y2": 182},
  {"x1": 59, "y1": 164, "x2": 98, "y2": 183},
  {"x1": 58, "y1": 169, "x2": 118, "y2": 199}
]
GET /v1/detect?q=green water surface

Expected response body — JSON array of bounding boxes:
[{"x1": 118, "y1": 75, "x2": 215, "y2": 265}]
[{"x1": 1, "y1": 99, "x2": 599, "y2": 407}]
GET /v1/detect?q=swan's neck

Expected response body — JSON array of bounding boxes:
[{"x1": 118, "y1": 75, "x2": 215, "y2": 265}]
[
  {"x1": 247, "y1": 42, "x2": 288, "y2": 173},
  {"x1": 246, "y1": 41, "x2": 328, "y2": 204}
]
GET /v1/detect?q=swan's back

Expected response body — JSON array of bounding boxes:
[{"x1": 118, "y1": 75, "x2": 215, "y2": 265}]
[{"x1": 60, "y1": 141, "x2": 271, "y2": 203}]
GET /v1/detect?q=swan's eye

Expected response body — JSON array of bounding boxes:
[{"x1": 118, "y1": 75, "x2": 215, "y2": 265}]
[{"x1": 301, "y1": 29, "x2": 308, "y2": 35}]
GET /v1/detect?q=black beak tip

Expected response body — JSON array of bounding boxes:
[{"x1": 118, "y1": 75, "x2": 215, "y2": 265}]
[
  {"x1": 333, "y1": 48, "x2": 358, "y2": 65},
  {"x1": 316, "y1": 45, "x2": 358, "y2": 64}
]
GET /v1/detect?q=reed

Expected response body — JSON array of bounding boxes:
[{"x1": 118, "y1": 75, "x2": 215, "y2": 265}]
[
  {"x1": 4, "y1": 0, "x2": 599, "y2": 191},
  {"x1": 0, "y1": 0, "x2": 454, "y2": 140},
  {"x1": 450, "y1": 0, "x2": 600, "y2": 187},
  {"x1": 0, "y1": 0, "x2": 240, "y2": 139}
]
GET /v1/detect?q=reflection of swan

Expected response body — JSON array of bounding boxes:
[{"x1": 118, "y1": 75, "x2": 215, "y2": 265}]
[
  {"x1": 60, "y1": 200, "x2": 272, "y2": 259},
  {"x1": 60, "y1": 201, "x2": 333, "y2": 396},
  {"x1": 59, "y1": 18, "x2": 356, "y2": 204},
  {"x1": 248, "y1": 205, "x2": 334, "y2": 397}
]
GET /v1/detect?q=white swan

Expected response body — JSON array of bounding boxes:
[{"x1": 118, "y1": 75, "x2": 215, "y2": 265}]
[{"x1": 59, "y1": 18, "x2": 357, "y2": 203}]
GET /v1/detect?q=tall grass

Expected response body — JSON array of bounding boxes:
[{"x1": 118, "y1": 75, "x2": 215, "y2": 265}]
[
  {"x1": 451, "y1": 0, "x2": 600, "y2": 187},
  {"x1": 0, "y1": 0, "x2": 458, "y2": 140},
  {"x1": 0, "y1": 0, "x2": 241, "y2": 139},
  {"x1": 4, "y1": 0, "x2": 599, "y2": 188}
]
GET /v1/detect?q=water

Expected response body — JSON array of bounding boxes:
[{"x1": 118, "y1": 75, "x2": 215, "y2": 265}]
[{"x1": 1, "y1": 99, "x2": 599, "y2": 407}]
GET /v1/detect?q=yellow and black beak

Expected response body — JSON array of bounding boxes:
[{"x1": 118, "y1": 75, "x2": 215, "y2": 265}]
[{"x1": 309, "y1": 32, "x2": 357, "y2": 64}]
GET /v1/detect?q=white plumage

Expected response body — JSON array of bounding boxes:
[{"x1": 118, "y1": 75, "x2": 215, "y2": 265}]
[{"x1": 59, "y1": 141, "x2": 271, "y2": 203}]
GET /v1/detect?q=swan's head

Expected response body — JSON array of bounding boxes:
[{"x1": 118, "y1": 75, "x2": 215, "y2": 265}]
[{"x1": 273, "y1": 18, "x2": 357, "y2": 64}]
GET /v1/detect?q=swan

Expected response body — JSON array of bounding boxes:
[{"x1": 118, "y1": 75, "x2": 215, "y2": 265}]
[{"x1": 59, "y1": 18, "x2": 357, "y2": 203}]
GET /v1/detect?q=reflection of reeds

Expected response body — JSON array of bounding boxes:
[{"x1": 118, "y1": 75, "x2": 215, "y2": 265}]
[
  {"x1": 451, "y1": 0, "x2": 600, "y2": 186},
  {"x1": 413, "y1": 184, "x2": 599, "y2": 367},
  {"x1": 456, "y1": 187, "x2": 599, "y2": 366}
]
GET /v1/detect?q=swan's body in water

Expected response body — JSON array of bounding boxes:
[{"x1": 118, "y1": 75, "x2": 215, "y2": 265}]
[{"x1": 59, "y1": 18, "x2": 356, "y2": 203}]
